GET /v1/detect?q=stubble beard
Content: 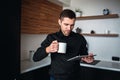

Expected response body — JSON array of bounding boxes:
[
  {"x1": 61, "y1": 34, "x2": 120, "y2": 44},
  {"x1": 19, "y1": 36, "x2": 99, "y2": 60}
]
[{"x1": 63, "y1": 30, "x2": 71, "y2": 36}]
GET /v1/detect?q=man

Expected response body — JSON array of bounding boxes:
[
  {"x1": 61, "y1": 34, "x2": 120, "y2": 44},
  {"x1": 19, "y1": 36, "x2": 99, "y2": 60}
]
[{"x1": 33, "y1": 9, "x2": 94, "y2": 80}]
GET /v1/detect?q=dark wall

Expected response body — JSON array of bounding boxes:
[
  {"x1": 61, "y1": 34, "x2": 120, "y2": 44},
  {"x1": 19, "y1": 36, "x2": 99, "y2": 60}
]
[{"x1": 1, "y1": 0, "x2": 21, "y2": 80}]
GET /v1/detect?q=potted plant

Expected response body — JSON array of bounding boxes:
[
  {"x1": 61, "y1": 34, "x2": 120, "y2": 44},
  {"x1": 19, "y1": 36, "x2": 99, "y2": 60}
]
[{"x1": 75, "y1": 8, "x2": 82, "y2": 17}]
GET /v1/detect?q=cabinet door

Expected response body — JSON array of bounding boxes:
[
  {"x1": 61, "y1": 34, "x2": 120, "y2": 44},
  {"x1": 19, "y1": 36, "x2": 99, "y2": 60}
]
[
  {"x1": 18, "y1": 66, "x2": 50, "y2": 80},
  {"x1": 80, "y1": 66, "x2": 120, "y2": 80},
  {"x1": 80, "y1": 67, "x2": 97, "y2": 80}
]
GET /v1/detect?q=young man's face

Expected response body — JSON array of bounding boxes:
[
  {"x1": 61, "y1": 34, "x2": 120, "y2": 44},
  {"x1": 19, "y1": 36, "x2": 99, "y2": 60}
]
[{"x1": 58, "y1": 17, "x2": 75, "y2": 36}]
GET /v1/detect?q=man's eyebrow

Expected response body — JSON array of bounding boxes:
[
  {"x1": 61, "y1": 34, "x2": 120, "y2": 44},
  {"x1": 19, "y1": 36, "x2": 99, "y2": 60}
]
[{"x1": 64, "y1": 23, "x2": 74, "y2": 25}]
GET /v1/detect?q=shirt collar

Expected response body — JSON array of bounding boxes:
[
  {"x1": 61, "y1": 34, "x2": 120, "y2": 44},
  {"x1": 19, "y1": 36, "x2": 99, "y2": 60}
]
[{"x1": 58, "y1": 30, "x2": 73, "y2": 38}]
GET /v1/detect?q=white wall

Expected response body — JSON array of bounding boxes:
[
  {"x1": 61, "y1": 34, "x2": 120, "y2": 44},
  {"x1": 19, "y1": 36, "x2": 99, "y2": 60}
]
[
  {"x1": 21, "y1": 0, "x2": 120, "y2": 61},
  {"x1": 64, "y1": 0, "x2": 120, "y2": 61},
  {"x1": 21, "y1": 34, "x2": 47, "y2": 60}
]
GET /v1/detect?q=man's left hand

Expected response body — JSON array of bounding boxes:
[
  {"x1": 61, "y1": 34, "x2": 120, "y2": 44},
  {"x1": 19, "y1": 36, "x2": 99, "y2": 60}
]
[{"x1": 81, "y1": 53, "x2": 94, "y2": 63}]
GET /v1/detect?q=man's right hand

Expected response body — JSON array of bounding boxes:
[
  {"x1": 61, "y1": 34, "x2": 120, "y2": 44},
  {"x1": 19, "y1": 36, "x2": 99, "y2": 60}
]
[{"x1": 46, "y1": 40, "x2": 58, "y2": 53}]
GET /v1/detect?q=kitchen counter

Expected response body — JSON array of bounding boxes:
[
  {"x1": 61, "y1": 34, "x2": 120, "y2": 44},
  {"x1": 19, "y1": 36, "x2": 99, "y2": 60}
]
[
  {"x1": 80, "y1": 60, "x2": 120, "y2": 72},
  {"x1": 21, "y1": 56, "x2": 120, "y2": 74},
  {"x1": 21, "y1": 56, "x2": 51, "y2": 73}
]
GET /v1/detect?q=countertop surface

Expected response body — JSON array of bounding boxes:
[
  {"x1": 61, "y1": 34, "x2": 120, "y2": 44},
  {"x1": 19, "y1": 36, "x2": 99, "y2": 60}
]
[
  {"x1": 80, "y1": 60, "x2": 120, "y2": 72},
  {"x1": 21, "y1": 56, "x2": 120, "y2": 74},
  {"x1": 21, "y1": 56, "x2": 51, "y2": 73}
]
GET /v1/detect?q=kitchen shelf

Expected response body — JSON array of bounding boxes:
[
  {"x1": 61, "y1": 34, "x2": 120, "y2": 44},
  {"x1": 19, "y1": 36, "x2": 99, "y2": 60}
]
[
  {"x1": 76, "y1": 14, "x2": 119, "y2": 20},
  {"x1": 81, "y1": 33, "x2": 119, "y2": 37}
]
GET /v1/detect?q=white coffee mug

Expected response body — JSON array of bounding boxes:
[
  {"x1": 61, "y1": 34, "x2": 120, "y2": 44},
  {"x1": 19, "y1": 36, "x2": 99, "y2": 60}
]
[{"x1": 58, "y1": 42, "x2": 67, "y2": 53}]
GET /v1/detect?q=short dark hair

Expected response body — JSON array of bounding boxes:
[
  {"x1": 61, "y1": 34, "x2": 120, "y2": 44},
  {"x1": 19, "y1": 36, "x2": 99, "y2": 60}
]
[{"x1": 59, "y1": 9, "x2": 76, "y2": 20}]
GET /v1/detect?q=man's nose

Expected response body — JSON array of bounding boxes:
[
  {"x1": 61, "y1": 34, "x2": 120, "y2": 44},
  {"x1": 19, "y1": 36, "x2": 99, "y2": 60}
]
[{"x1": 67, "y1": 26, "x2": 71, "y2": 30}]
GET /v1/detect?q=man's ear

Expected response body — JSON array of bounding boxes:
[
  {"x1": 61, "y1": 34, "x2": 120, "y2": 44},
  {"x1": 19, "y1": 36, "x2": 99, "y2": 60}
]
[{"x1": 58, "y1": 19, "x2": 61, "y2": 26}]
